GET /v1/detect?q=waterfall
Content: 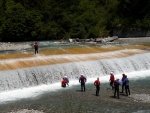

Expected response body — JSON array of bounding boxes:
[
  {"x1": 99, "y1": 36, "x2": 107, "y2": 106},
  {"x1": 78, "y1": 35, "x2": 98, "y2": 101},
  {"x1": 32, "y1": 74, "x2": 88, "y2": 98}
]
[{"x1": 0, "y1": 53, "x2": 150, "y2": 92}]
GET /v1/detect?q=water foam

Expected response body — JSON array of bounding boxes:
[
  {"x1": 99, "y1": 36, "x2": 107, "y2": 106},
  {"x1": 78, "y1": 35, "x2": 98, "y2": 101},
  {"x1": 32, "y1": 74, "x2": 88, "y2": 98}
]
[{"x1": 0, "y1": 70, "x2": 150, "y2": 104}]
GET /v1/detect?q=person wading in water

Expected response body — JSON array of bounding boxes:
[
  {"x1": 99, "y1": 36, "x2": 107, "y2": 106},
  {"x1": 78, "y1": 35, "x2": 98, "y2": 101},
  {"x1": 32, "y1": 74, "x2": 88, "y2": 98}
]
[
  {"x1": 109, "y1": 72, "x2": 115, "y2": 90},
  {"x1": 114, "y1": 78, "x2": 121, "y2": 99},
  {"x1": 94, "y1": 77, "x2": 100, "y2": 96},
  {"x1": 79, "y1": 74, "x2": 87, "y2": 92}
]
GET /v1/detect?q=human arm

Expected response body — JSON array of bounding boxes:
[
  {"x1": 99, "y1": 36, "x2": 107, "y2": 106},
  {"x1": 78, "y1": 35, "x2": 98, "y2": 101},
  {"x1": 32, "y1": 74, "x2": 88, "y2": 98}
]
[{"x1": 85, "y1": 77, "x2": 87, "y2": 82}]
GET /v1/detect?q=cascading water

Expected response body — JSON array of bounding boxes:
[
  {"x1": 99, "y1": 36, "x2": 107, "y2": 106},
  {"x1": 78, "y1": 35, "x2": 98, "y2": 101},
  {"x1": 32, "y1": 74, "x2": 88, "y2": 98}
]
[{"x1": 0, "y1": 52, "x2": 150, "y2": 92}]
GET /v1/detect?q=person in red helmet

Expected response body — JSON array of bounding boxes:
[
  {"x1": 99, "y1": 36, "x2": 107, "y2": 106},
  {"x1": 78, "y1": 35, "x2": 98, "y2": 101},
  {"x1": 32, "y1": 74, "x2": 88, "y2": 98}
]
[
  {"x1": 79, "y1": 74, "x2": 87, "y2": 92},
  {"x1": 34, "y1": 42, "x2": 38, "y2": 54},
  {"x1": 94, "y1": 77, "x2": 100, "y2": 96},
  {"x1": 109, "y1": 72, "x2": 115, "y2": 90}
]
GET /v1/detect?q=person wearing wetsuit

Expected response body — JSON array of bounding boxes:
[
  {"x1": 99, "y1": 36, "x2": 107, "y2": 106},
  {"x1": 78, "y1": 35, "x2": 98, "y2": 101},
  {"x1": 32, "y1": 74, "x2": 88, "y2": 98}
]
[
  {"x1": 79, "y1": 74, "x2": 87, "y2": 92},
  {"x1": 114, "y1": 79, "x2": 121, "y2": 99},
  {"x1": 94, "y1": 78, "x2": 100, "y2": 96},
  {"x1": 123, "y1": 75, "x2": 130, "y2": 96},
  {"x1": 61, "y1": 77, "x2": 67, "y2": 87},
  {"x1": 109, "y1": 72, "x2": 115, "y2": 90},
  {"x1": 121, "y1": 74, "x2": 126, "y2": 93},
  {"x1": 34, "y1": 42, "x2": 38, "y2": 54}
]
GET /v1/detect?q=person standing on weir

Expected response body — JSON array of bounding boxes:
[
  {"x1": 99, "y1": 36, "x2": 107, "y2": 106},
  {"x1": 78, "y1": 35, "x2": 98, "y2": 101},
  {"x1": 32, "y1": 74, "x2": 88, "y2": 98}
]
[
  {"x1": 94, "y1": 77, "x2": 100, "y2": 96},
  {"x1": 34, "y1": 42, "x2": 38, "y2": 54}
]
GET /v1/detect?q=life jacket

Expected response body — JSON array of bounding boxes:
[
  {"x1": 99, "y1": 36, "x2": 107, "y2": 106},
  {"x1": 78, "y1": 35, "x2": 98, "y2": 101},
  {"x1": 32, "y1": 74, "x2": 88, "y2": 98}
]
[
  {"x1": 114, "y1": 80, "x2": 119, "y2": 87},
  {"x1": 110, "y1": 74, "x2": 115, "y2": 81},
  {"x1": 94, "y1": 80, "x2": 100, "y2": 86},
  {"x1": 61, "y1": 80, "x2": 66, "y2": 87},
  {"x1": 34, "y1": 43, "x2": 38, "y2": 48},
  {"x1": 80, "y1": 76, "x2": 86, "y2": 83}
]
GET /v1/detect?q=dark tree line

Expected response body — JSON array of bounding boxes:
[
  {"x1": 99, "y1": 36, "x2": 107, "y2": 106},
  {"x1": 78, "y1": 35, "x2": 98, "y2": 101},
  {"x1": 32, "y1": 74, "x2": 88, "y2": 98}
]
[{"x1": 0, "y1": 0, "x2": 150, "y2": 41}]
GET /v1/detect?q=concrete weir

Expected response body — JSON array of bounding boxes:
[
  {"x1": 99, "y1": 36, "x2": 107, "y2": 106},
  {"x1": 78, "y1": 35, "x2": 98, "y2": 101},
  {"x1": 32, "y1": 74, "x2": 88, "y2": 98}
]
[{"x1": 0, "y1": 49, "x2": 150, "y2": 92}]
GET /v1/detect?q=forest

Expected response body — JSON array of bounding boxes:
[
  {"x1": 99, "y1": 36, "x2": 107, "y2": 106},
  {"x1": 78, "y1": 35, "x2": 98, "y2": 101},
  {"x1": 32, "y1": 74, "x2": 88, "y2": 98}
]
[{"x1": 0, "y1": 0, "x2": 150, "y2": 41}]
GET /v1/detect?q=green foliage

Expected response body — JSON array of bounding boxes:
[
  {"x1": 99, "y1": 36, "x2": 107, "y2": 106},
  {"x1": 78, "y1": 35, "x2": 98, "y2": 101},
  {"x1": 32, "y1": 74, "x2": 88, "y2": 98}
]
[
  {"x1": 1, "y1": 0, "x2": 27, "y2": 41},
  {"x1": 0, "y1": 0, "x2": 149, "y2": 41}
]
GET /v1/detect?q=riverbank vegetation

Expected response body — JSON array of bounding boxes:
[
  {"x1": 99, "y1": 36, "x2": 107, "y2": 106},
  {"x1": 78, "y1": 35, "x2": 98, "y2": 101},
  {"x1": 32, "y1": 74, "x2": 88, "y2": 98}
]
[{"x1": 0, "y1": 0, "x2": 150, "y2": 41}]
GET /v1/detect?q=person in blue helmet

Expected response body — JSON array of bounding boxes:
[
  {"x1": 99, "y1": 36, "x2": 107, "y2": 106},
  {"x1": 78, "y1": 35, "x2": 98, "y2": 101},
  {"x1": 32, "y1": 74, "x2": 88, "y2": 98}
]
[{"x1": 79, "y1": 74, "x2": 87, "y2": 92}]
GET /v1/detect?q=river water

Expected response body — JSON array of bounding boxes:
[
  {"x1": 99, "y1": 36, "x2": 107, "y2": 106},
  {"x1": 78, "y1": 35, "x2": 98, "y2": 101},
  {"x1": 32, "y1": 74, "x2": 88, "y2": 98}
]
[
  {"x1": 0, "y1": 71, "x2": 150, "y2": 113},
  {"x1": 0, "y1": 40, "x2": 150, "y2": 113}
]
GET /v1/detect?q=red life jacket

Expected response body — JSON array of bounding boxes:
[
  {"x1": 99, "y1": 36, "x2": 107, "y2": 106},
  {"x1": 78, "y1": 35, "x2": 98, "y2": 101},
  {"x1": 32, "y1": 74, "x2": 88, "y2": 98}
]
[
  {"x1": 94, "y1": 80, "x2": 100, "y2": 86},
  {"x1": 110, "y1": 74, "x2": 115, "y2": 81},
  {"x1": 114, "y1": 80, "x2": 119, "y2": 87},
  {"x1": 34, "y1": 43, "x2": 38, "y2": 48},
  {"x1": 61, "y1": 80, "x2": 66, "y2": 87}
]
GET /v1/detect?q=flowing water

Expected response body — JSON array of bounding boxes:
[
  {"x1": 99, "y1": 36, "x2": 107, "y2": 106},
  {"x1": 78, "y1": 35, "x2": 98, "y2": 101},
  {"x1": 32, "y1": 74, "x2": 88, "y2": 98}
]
[
  {"x1": 0, "y1": 53, "x2": 150, "y2": 92},
  {"x1": 0, "y1": 41, "x2": 150, "y2": 113}
]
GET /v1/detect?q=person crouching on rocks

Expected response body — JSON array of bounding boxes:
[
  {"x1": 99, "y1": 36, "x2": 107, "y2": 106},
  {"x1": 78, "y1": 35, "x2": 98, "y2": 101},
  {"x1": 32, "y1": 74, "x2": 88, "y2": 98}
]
[
  {"x1": 114, "y1": 79, "x2": 121, "y2": 99},
  {"x1": 94, "y1": 77, "x2": 100, "y2": 96}
]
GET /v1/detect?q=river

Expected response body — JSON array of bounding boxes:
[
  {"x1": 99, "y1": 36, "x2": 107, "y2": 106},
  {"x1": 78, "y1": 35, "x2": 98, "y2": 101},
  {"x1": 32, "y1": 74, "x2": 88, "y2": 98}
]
[{"x1": 0, "y1": 40, "x2": 150, "y2": 113}]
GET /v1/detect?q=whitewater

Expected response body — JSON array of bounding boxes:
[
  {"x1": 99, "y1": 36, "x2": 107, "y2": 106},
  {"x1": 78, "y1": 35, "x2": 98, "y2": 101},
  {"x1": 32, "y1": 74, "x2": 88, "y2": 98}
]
[
  {"x1": 0, "y1": 49, "x2": 150, "y2": 104},
  {"x1": 0, "y1": 70, "x2": 150, "y2": 104}
]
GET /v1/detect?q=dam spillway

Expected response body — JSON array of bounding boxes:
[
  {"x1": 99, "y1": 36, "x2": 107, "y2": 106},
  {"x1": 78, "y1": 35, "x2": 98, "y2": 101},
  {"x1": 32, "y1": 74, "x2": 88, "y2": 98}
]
[{"x1": 0, "y1": 50, "x2": 150, "y2": 92}]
